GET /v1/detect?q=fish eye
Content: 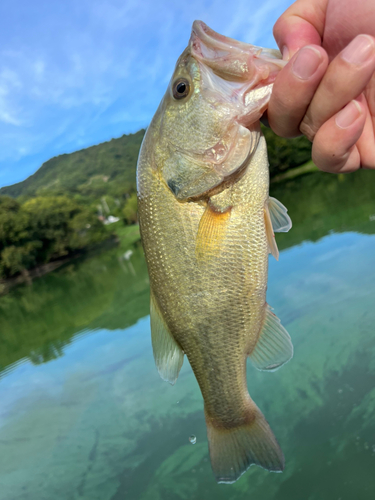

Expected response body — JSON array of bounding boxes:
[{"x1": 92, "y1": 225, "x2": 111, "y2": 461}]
[{"x1": 172, "y1": 78, "x2": 190, "y2": 99}]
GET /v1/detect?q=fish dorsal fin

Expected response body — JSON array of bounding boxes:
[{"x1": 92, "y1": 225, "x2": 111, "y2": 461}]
[
  {"x1": 269, "y1": 197, "x2": 292, "y2": 233},
  {"x1": 264, "y1": 203, "x2": 279, "y2": 261},
  {"x1": 249, "y1": 304, "x2": 293, "y2": 371},
  {"x1": 150, "y1": 290, "x2": 184, "y2": 385},
  {"x1": 196, "y1": 204, "x2": 231, "y2": 261}
]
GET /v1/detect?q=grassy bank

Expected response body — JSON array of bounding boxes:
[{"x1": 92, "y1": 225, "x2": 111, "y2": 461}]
[
  {"x1": 112, "y1": 222, "x2": 141, "y2": 249},
  {"x1": 271, "y1": 160, "x2": 318, "y2": 183}
]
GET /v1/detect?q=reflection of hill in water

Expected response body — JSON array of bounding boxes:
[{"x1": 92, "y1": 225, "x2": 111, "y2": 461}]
[
  {"x1": 0, "y1": 241, "x2": 150, "y2": 374},
  {"x1": 1, "y1": 169, "x2": 375, "y2": 375},
  {"x1": 271, "y1": 169, "x2": 375, "y2": 250}
]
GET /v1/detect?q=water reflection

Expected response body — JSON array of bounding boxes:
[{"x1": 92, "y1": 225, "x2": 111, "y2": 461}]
[
  {"x1": 0, "y1": 241, "x2": 150, "y2": 375},
  {"x1": 1, "y1": 170, "x2": 375, "y2": 499}
]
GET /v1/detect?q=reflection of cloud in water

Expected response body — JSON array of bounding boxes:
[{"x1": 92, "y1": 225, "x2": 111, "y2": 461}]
[
  {"x1": 0, "y1": 230, "x2": 375, "y2": 497},
  {"x1": 313, "y1": 246, "x2": 344, "y2": 263},
  {"x1": 283, "y1": 272, "x2": 349, "y2": 299}
]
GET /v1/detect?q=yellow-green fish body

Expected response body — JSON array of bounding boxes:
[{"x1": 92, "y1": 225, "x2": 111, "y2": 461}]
[{"x1": 137, "y1": 21, "x2": 292, "y2": 483}]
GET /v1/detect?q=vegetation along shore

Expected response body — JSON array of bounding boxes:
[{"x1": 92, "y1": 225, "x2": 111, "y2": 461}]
[{"x1": 0, "y1": 126, "x2": 312, "y2": 288}]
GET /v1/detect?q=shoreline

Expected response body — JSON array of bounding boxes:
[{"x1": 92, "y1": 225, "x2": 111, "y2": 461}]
[
  {"x1": 0, "y1": 235, "x2": 122, "y2": 296},
  {"x1": 0, "y1": 257, "x2": 77, "y2": 295},
  {"x1": 0, "y1": 224, "x2": 142, "y2": 296},
  {"x1": 0, "y1": 160, "x2": 317, "y2": 297}
]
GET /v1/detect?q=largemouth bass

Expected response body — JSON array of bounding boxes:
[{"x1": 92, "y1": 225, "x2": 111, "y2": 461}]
[{"x1": 137, "y1": 21, "x2": 293, "y2": 484}]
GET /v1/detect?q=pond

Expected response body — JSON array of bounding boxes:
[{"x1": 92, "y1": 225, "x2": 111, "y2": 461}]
[{"x1": 1, "y1": 169, "x2": 375, "y2": 500}]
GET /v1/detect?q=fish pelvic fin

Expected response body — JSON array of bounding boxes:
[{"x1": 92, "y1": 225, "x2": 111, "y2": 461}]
[
  {"x1": 249, "y1": 303, "x2": 293, "y2": 371},
  {"x1": 205, "y1": 400, "x2": 284, "y2": 484},
  {"x1": 150, "y1": 290, "x2": 184, "y2": 385},
  {"x1": 195, "y1": 203, "x2": 231, "y2": 261}
]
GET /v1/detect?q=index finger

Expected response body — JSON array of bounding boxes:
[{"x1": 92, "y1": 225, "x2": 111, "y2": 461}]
[{"x1": 273, "y1": 0, "x2": 328, "y2": 58}]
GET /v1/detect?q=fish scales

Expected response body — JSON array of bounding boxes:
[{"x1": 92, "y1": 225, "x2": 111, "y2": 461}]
[{"x1": 137, "y1": 21, "x2": 293, "y2": 483}]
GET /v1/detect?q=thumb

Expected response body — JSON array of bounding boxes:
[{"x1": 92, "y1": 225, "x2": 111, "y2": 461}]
[{"x1": 273, "y1": 0, "x2": 328, "y2": 59}]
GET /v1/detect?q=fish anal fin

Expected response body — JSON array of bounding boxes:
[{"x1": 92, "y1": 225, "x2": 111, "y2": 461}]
[
  {"x1": 205, "y1": 400, "x2": 284, "y2": 483},
  {"x1": 249, "y1": 304, "x2": 293, "y2": 371},
  {"x1": 196, "y1": 204, "x2": 231, "y2": 261},
  {"x1": 264, "y1": 203, "x2": 279, "y2": 261},
  {"x1": 150, "y1": 291, "x2": 184, "y2": 385},
  {"x1": 269, "y1": 197, "x2": 292, "y2": 233}
]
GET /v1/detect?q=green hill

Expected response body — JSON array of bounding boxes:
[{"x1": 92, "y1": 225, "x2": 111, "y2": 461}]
[
  {"x1": 0, "y1": 126, "x2": 311, "y2": 201},
  {"x1": 0, "y1": 126, "x2": 312, "y2": 281},
  {"x1": 0, "y1": 130, "x2": 145, "y2": 280},
  {"x1": 0, "y1": 130, "x2": 145, "y2": 200}
]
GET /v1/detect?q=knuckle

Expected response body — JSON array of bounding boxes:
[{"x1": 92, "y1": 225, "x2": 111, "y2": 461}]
[
  {"x1": 272, "y1": 18, "x2": 283, "y2": 42},
  {"x1": 360, "y1": 157, "x2": 375, "y2": 170},
  {"x1": 272, "y1": 16, "x2": 290, "y2": 49},
  {"x1": 299, "y1": 118, "x2": 317, "y2": 142}
]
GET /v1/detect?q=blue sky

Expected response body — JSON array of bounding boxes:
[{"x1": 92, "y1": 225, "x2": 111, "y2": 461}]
[{"x1": 0, "y1": 0, "x2": 294, "y2": 188}]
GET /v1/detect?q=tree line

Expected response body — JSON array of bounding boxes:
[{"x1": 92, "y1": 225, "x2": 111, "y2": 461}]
[
  {"x1": 0, "y1": 195, "x2": 109, "y2": 279},
  {"x1": 0, "y1": 127, "x2": 312, "y2": 280}
]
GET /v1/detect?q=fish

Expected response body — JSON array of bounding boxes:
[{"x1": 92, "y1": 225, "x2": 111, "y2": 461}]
[{"x1": 137, "y1": 21, "x2": 293, "y2": 484}]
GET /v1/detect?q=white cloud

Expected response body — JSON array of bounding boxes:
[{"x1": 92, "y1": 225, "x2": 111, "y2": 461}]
[
  {"x1": 0, "y1": 0, "x2": 295, "y2": 186},
  {"x1": 0, "y1": 78, "x2": 23, "y2": 126}
]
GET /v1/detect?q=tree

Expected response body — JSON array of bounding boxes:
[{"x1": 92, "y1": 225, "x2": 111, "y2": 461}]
[
  {"x1": 0, "y1": 195, "x2": 108, "y2": 279},
  {"x1": 122, "y1": 193, "x2": 138, "y2": 224},
  {"x1": 1, "y1": 242, "x2": 42, "y2": 278},
  {"x1": 262, "y1": 125, "x2": 312, "y2": 176}
]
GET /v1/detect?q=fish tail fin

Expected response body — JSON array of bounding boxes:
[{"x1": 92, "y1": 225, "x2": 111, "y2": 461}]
[{"x1": 205, "y1": 401, "x2": 284, "y2": 484}]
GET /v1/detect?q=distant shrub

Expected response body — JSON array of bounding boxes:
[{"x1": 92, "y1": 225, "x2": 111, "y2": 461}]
[
  {"x1": 0, "y1": 195, "x2": 107, "y2": 279},
  {"x1": 122, "y1": 193, "x2": 138, "y2": 224},
  {"x1": 262, "y1": 125, "x2": 312, "y2": 176}
]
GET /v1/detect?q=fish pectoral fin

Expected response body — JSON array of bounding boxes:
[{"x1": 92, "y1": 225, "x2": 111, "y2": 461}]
[
  {"x1": 150, "y1": 291, "x2": 184, "y2": 385},
  {"x1": 264, "y1": 203, "x2": 279, "y2": 261},
  {"x1": 196, "y1": 204, "x2": 231, "y2": 261},
  {"x1": 268, "y1": 197, "x2": 292, "y2": 233},
  {"x1": 249, "y1": 304, "x2": 293, "y2": 371}
]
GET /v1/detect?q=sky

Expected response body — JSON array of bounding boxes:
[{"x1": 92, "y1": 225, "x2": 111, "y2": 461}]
[{"x1": 0, "y1": 0, "x2": 295, "y2": 188}]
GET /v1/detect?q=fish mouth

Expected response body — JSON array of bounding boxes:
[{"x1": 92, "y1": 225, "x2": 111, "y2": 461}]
[
  {"x1": 190, "y1": 21, "x2": 286, "y2": 86},
  {"x1": 163, "y1": 22, "x2": 286, "y2": 203},
  {"x1": 190, "y1": 21, "x2": 287, "y2": 128}
]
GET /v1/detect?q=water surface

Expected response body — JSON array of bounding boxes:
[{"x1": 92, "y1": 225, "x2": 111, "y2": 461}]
[{"x1": 1, "y1": 170, "x2": 375, "y2": 500}]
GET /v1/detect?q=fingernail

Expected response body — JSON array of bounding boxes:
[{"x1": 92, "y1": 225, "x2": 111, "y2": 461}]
[
  {"x1": 335, "y1": 100, "x2": 362, "y2": 128},
  {"x1": 282, "y1": 46, "x2": 290, "y2": 61},
  {"x1": 292, "y1": 46, "x2": 322, "y2": 80},
  {"x1": 342, "y1": 34, "x2": 375, "y2": 64}
]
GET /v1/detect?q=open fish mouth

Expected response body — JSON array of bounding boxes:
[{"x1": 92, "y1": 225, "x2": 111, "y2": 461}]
[
  {"x1": 189, "y1": 21, "x2": 287, "y2": 143},
  {"x1": 190, "y1": 21, "x2": 285, "y2": 86},
  {"x1": 161, "y1": 21, "x2": 287, "y2": 202}
]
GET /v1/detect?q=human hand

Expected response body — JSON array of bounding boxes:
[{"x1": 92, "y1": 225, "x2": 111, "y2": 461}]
[{"x1": 268, "y1": 0, "x2": 375, "y2": 173}]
